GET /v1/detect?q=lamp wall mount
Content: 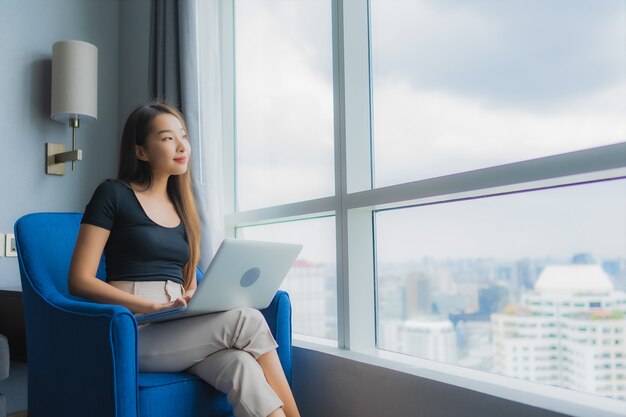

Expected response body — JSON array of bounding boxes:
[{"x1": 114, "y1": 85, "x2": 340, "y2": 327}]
[{"x1": 46, "y1": 117, "x2": 83, "y2": 175}]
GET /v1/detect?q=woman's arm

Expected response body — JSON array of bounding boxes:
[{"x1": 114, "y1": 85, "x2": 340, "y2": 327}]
[{"x1": 68, "y1": 224, "x2": 187, "y2": 314}]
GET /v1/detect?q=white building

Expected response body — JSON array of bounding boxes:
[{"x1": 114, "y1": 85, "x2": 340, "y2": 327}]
[
  {"x1": 492, "y1": 265, "x2": 626, "y2": 400},
  {"x1": 379, "y1": 317, "x2": 457, "y2": 363},
  {"x1": 562, "y1": 311, "x2": 626, "y2": 398}
]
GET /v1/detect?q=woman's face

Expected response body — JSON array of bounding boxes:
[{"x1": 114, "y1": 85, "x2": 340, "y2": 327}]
[{"x1": 136, "y1": 113, "x2": 190, "y2": 177}]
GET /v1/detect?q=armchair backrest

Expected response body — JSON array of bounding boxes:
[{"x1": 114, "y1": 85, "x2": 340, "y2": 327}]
[{"x1": 14, "y1": 212, "x2": 106, "y2": 302}]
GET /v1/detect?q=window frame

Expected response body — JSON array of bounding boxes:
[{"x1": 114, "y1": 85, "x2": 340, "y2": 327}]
[{"x1": 218, "y1": 0, "x2": 626, "y2": 415}]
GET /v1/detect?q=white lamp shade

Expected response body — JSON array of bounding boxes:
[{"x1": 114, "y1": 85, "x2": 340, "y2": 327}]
[{"x1": 51, "y1": 40, "x2": 98, "y2": 122}]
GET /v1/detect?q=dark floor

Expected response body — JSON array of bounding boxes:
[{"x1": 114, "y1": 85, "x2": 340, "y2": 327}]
[{"x1": 0, "y1": 361, "x2": 27, "y2": 415}]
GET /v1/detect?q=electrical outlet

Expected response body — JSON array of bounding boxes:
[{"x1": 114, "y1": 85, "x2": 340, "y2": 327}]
[{"x1": 5, "y1": 233, "x2": 16, "y2": 257}]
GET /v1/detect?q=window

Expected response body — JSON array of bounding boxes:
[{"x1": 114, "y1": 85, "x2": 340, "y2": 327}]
[
  {"x1": 234, "y1": 0, "x2": 334, "y2": 210},
  {"x1": 375, "y1": 180, "x2": 626, "y2": 377},
  {"x1": 222, "y1": 0, "x2": 626, "y2": 409}
]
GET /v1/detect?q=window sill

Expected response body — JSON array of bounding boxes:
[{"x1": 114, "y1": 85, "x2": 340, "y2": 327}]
[{"x1": 293, "y1": 339, "x2": 626, "y2": 417}]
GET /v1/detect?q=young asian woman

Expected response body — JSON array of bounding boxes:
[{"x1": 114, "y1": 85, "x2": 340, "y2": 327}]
[{"x1": 68, "y1": 101, "x2": 301, "y2": 417}]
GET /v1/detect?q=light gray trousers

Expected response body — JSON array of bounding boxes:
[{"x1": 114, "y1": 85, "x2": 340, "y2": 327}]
[{"x1": 111, "y1": 280, "x2": 283, "y2": 417}]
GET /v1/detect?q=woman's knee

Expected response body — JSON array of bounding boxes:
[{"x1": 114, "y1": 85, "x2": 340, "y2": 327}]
[
  {"x1": 240, "y1": 307, "x2": 266, "y2": 325},
  {"x1": 226, "y1": 307, "x2": 268, "y2": 331},
  {"x1": 229, "y1": 308, "x2": 276, "y2": 354}
]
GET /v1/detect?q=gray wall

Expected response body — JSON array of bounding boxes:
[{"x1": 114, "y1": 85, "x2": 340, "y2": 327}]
[
  {"x1": 0, "y1": 0, "x2": 152, "y2": 290},
  {"x1": 0, "y1": 0, "x2": 121, "y2": 289}
]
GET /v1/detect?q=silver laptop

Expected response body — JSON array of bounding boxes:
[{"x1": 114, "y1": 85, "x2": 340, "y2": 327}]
[{"x1": 136, "y1": 238, "x2": 302, "y2": 324}]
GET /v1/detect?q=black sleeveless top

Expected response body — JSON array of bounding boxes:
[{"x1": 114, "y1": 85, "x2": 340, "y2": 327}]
[{"x1": 81, "y1": 179, "x2": 189, "y2": 285}]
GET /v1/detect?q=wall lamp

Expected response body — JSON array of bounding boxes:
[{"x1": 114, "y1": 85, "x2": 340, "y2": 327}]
[{"x1": 46, "y1": 40, "x2": 98, "y2": 175}]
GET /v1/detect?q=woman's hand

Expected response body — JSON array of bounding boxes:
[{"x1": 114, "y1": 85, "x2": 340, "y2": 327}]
[{"x1": 150, "y1": 297, "x2": 188, "y2": 313}]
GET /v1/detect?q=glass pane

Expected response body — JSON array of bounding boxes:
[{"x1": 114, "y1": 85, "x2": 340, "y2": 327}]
[
  {"x1": 235, "y1": 0, "x2": 334, "y2": 210},
  {"x1": 375, "y1": 179, "x2": 626, "y2": 401},
  {"x1": 237, "y1": 217, "x2": 337, "y2": 341},
  {"x1": 370, "y1": 0, "x2": 626, "y2": 187}
]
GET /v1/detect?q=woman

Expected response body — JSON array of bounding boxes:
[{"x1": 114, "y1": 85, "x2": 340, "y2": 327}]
[{"x1": 69, "y1": 101, "x2": 300, "y2": 417}]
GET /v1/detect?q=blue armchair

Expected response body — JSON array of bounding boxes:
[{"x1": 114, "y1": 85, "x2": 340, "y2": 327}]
[{"x1": 14, "y1": 212, "x2": 292, "y2": 417}]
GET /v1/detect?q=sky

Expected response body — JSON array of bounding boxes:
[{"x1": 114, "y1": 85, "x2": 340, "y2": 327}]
[
  {"x1": 376, "y1": 178, "x2": 626, "y2": 262},
  {"x1": 370, "y1": 0, "x2": 626, "y2": 186},
  {"x1": 232, "y1": 0, "x2": 626, "y2": 264},
  {"x1": 235, "y1": 0, "x2": 334, "y2": 210}
]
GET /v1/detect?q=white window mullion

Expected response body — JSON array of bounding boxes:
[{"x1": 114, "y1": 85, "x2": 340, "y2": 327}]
[
  {"x1": 346, "y1": 208, "x2": 376, "y2": 352},
  {"x1": 347, "y1": 142, "x2": 626, "y2": 211},
  {"x1": 225, "y1": 196, "x2": 336, "y2": 229},
  {"x1": 334, "y1": 0, "x2": 377, "y2": 351},
  {"x1": 331, "y1": 0, "x2": 349, "y2": 349}
]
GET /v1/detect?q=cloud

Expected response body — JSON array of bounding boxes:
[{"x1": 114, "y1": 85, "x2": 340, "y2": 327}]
[
  {"x1": 237, "y1": 164, "x2": 334, "y2": 210},
  {"x1": 373, "y1": 79, "x2": 626, "y2": 187},
  {"x1": 370, "y1": 0, "x2": 626, "y2": 108},
  {"x1": 235, "y1": 0, "x2": 334, "y2": 210}
]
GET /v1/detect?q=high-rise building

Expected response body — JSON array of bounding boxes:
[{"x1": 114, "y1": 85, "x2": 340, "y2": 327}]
[
  {"x1": 492, "y1": 264, "x2": 626, "y2": 400},
  {"x1": 405, "y1": 272, "x2": 431, "y2": 317}
]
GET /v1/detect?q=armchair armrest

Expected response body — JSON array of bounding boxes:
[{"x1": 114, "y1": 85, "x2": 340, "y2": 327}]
[
  {"x1": 260, "y1": 290, "x2": 292, "y2": 383},
  {"x1": 21, "y1": 277, "x2": 138, "y2": 417}
]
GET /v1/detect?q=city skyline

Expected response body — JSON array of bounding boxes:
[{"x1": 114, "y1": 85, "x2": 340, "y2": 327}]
[
  {"x1": 375, "y1": 257, "x2": 626, "y2": 400},
  {"x1": 281, "y1": 251, "x2": 626, "y2": 399}
]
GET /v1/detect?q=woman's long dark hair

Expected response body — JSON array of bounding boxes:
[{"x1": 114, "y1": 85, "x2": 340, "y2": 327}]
[{"x1": 118, "y1": 100, "x2": 201, "y2": 290}]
